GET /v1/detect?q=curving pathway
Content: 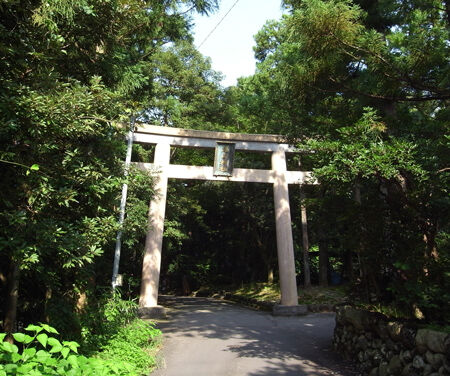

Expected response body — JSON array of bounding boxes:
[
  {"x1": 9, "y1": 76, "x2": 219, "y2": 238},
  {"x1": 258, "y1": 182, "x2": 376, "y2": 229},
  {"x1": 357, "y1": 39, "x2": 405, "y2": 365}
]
[{"x1": 152, "y1": 297, "x2": 358, "y2": 376}]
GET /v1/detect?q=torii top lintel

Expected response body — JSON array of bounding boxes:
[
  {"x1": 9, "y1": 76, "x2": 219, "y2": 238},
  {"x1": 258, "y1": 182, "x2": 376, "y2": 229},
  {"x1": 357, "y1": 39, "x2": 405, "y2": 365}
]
[{"x1": 133, "y1": 124, "x2": 302, "y2": 153}]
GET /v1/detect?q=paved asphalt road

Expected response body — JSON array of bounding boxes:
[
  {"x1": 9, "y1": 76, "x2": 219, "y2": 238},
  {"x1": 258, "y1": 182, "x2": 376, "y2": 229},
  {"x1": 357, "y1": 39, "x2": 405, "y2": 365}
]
[{"x1": 152, "y1": 297, "x2": 358, "y2": 376}]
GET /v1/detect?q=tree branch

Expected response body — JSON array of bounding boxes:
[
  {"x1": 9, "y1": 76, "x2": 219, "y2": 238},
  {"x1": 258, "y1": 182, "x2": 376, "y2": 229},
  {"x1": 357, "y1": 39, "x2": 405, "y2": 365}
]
[
  {"x1": 328, "y1": 77, "x2": 450, "y2": 102},
  {"x1": 336, "y1": 36, "x2": 450, "y2": 96}
]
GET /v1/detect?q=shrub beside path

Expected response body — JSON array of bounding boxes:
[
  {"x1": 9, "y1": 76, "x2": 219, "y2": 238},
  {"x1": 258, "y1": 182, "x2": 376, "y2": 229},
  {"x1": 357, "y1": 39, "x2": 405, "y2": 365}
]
[{"x1": 151, "y1": 297, "x2": 358, "y2": 376}]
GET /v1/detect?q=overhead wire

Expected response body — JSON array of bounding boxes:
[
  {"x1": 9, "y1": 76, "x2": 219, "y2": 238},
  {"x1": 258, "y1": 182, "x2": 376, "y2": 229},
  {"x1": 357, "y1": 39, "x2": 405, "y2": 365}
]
[{"x1": 197, "y1": 0, "x2": 241, "y2": 48}]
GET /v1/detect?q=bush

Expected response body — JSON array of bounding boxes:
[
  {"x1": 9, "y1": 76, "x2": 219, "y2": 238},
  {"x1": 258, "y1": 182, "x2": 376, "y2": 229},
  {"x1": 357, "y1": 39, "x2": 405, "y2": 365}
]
[
  {"x1": 79, "y1": 291, "x2": 161, "y2": 375},
  {"x1": 79, "y1": 290, "x2": 139, "y2": 353},
  {"x1": 0, "y1": 294, "x2": 162, "y2": 376},
  {"x1": 98, "y1": 319, "x2": 161, "y2": 373},
  {"x1": 0, "y1": 324, "x2": 134, "y2": 376}
]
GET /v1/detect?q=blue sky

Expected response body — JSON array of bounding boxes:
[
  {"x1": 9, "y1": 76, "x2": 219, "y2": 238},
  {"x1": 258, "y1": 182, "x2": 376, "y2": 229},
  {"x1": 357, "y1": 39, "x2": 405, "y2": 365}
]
[{"x1": 192, "y1": 0, "x2": 284, "y2": 87}]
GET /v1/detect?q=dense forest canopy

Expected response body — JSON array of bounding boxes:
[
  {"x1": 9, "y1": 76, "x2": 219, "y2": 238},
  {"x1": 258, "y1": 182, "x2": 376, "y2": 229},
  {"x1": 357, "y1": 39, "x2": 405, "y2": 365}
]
[{"x1": 0, "y1": 0, "x2": 449, "y2": 345}]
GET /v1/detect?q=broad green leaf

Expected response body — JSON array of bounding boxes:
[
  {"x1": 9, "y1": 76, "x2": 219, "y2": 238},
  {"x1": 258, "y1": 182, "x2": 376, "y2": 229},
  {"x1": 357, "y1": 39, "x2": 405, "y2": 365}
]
[
  {"x1": 17, "y1": 363, "x2": 35, "y2": 374},
  {"x1": 45, "y1": 357, "x2": 58, "y2": 366},
  {"x1": 2, "y1": 342, "x2": 19, "y2": 353},
  {"x1": 61, "y1": 347, "x2": 70, "y2": 358},
  {"x1": 36, "y1": 333, "x2": 48, "y2": 348},
  {"x1": 49, "y1": 344, "x2": 63, "y2": 353},
  {"x1": 41, "y1": 324, "x2": 58, "y2": 334},
  {"x1": 67, "y1": 354, "x2": 79, "y2": 368},
  {"x1": 47, "y1": 337, "x2": 61, "y2": 348},
  {"x1": 30, "y1": 164, "x2": 39, "y2": 171},
  {"x1": 25, "y1": 325, "x2": 43, "y2": 334},
  {"x1": 63, "y1": 341, "x2": 80, "y2": 353},
  {"x1": 27, "y1": 370, "x2": 43, "y2": 376},
  {"x1": 35, "y1": 349, "x2": 51, "y2": 363},
  {"x1": 12, "y1": 333, "x2": 26, "y2": 343},
  {"x1": 22, "y1": 347, "x2": 37, "y2": 360},
  {"x1": 23, "y1": 334, "x2": 34, "y2": 344},
  {"x1": 0, "y1": 334, "x2": 6, "y2": 342},
  {"x1": 4, "y1": 364, "x2": 17, "y2": 373},
  {"x1": 11, "y1": 352, "x2": 22, "y2": 363}
]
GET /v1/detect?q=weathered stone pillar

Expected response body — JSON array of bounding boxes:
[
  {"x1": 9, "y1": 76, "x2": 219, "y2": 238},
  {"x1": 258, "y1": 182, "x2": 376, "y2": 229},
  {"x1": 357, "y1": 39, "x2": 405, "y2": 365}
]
[
  {"x1": 139, "y1": 142, "x2": 170, "y2": 314},
  {"x1": 272, "y1": 148, "x2": 298, "y2": 306}
]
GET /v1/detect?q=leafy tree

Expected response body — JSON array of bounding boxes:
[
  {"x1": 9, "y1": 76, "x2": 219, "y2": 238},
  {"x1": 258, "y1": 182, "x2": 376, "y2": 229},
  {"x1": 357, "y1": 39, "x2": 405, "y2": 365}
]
[
  {"x1": 143, "y1": 40, "x2": 228, "y2": 130},
  {"x1": 237, "y1": 0, "x2": 450, "y2": 320},
  {"x1": 0, "y1": 0, "x2": 219, "y2": 336}
]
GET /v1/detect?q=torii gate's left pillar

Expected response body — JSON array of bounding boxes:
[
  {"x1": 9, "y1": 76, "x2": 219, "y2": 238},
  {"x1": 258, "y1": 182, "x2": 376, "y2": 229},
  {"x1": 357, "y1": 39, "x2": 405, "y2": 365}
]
[{"x1": 138, "y1": 142, "x2": 170, "y2": 317}]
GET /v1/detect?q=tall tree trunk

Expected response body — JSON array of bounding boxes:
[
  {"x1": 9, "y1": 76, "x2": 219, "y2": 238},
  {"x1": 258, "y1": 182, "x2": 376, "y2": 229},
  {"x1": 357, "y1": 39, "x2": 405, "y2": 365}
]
[
  {"x1": 353, "y1": 180, "x2": 370, "y2": 300},
  {"x1": 0, "y1": 270, "x2": 6, "y2": 285},
  {"x1": 318, "y1": 230, "x2": 329, "y2": 287},
  {"x1": 318, "y1": 187, "x2": 329, "y2": 286},
  {"x1": 343, "y1": 250, "x2": 353, "y2": 282},
  {"x1": 182, "y1": 275, "x2": 191, "y2": 296},
  {"x1": 44, "y1": 287, "x2": 53, "y2": 322},
  {"x1": 4, "y1": 260, "x2": 19, "y2": 342},
  {"x1": 422, "y1": 217, "x2": 439, "y2": 261},
  {"x1": 353, "y1": 180, "x2": 363, "y2": 279},
  {"x1": 267, "y1": 266, "x2": 274, "y2": 284},
  {"x1": 300, "y1": 187, "x2": 311, "y2": 288},
  {"x1": 254, "y1": 226, "x2": 275, "y2": 285}
]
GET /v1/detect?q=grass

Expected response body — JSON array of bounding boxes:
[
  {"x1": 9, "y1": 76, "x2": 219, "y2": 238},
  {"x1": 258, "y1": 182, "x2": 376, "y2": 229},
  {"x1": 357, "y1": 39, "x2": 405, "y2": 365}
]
[
  {"x1": 97, "y1": 319, "x2": 162, "y2": 374},
  {"x1": 233, "y1": 283, "x2": 280, "y2": 302},
  {"x1": 422, "y1": 323, "x2": 450, "y2": 334},
  {"x1": 298, "y1": 285, "x2": 348, "y2": 305},
  {"x1": 355, "y1": 302, "x2": 409, "y2": 319},
  {"x1": 230, "y1": 283, "x2": 348, "y2": 306}
]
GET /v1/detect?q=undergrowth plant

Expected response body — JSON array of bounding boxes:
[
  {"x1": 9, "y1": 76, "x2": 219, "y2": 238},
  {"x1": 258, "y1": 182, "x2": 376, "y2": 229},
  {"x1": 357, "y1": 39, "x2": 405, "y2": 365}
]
[
  {"x1": 0, "y1": 295, "x2": 162, "y2": 376},
  {"x1": 80, "y1": 291, "x2": 139, "y2": 353},
  {"x1": 79, "y1": 291, "x2": 162, "y2": 375},
  {"x1": 0, "y1": 324, "x2": 133, "y2": 376},
  {"x1": 98, "y1": 319, "x2": 161, "y2": 372}
]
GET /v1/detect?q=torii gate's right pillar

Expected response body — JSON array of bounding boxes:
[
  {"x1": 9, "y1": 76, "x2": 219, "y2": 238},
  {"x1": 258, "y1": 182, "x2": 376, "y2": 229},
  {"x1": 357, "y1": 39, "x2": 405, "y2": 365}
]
[{"x1": 272, "y1": 147, "x2": 299, "y2": 307}]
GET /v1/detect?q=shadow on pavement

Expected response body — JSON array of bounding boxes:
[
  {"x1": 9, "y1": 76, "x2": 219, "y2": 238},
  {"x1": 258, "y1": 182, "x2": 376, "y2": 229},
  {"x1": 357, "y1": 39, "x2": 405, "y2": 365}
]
[{"x1": 155, "y1": 296, "x2": 358, "y2": 375}]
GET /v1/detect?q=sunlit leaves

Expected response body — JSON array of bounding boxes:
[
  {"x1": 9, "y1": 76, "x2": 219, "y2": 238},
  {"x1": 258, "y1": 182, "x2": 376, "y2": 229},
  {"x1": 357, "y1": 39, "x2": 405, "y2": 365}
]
[
  {"x1": 0, "y1": 323, "x2": 136, "y2": 375},
  {"x1": 302, "y1": 108, "x2": 425, "y2": 183}
]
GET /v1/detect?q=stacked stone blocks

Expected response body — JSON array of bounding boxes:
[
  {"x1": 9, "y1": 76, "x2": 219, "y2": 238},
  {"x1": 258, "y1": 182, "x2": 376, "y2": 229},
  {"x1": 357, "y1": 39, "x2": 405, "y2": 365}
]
[{"x1": 333, "y1": 305, "x2": 450, "y2": 376}]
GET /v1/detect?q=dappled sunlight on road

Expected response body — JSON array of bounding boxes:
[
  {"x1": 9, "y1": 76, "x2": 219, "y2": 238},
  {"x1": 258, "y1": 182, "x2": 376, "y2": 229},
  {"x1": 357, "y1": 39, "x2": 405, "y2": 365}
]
[{"x1": 152, "y1": 296, "x2": 358, "y2": 376}]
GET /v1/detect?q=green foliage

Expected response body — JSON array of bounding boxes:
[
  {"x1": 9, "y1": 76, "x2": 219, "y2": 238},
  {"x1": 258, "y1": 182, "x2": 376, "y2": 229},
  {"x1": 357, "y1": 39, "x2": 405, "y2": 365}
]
[
  {"x1": 0, "y1": 324, "x2": 135, "y2": 376},
  {"x1": 389, "y1": 252, "x2": 450, "y2": 323},
  {"x1": 230, "y1": 0, "x2": 450, "y2": 324},
  {"x1": 0, "y1": 0, "x2": 219, "y2": 340},
  {"x1": 98, "y1": 319, "x2": 161, "y2": 374},
  {"x1": 78, "y1": 293, "x2": 161, "y2": 376},
  {"x1": 303, "y1": 107, "x2": 426, "y2": 183},
  {"x1": 1, "y1": 0, "x2": 448, "y2": 349},
  {"x1": 143, "y1": 40, "x2": 230, "y2": 130},
  {"x1": 0, "y1": 77, "x2": 125, "y2": 329},
  {"x1": 79, "y1": 292, "x2": 139, "y2": 353},
  {"x1": 122, "y1": 166, "x2": 155, "y2": 250}
]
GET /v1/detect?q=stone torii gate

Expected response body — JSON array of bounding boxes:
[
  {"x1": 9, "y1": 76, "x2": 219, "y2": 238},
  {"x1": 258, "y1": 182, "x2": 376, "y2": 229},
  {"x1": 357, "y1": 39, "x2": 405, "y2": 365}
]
[{"x1": 133, "y1": 124, "x2": 316, "y2": 316}]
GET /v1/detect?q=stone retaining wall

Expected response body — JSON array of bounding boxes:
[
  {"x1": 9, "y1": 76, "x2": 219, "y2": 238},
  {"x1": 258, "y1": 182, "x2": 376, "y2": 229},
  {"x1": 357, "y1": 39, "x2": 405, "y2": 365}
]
[{"x1": 333, "y1": 305, "x2": 450, "y2": 375}]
